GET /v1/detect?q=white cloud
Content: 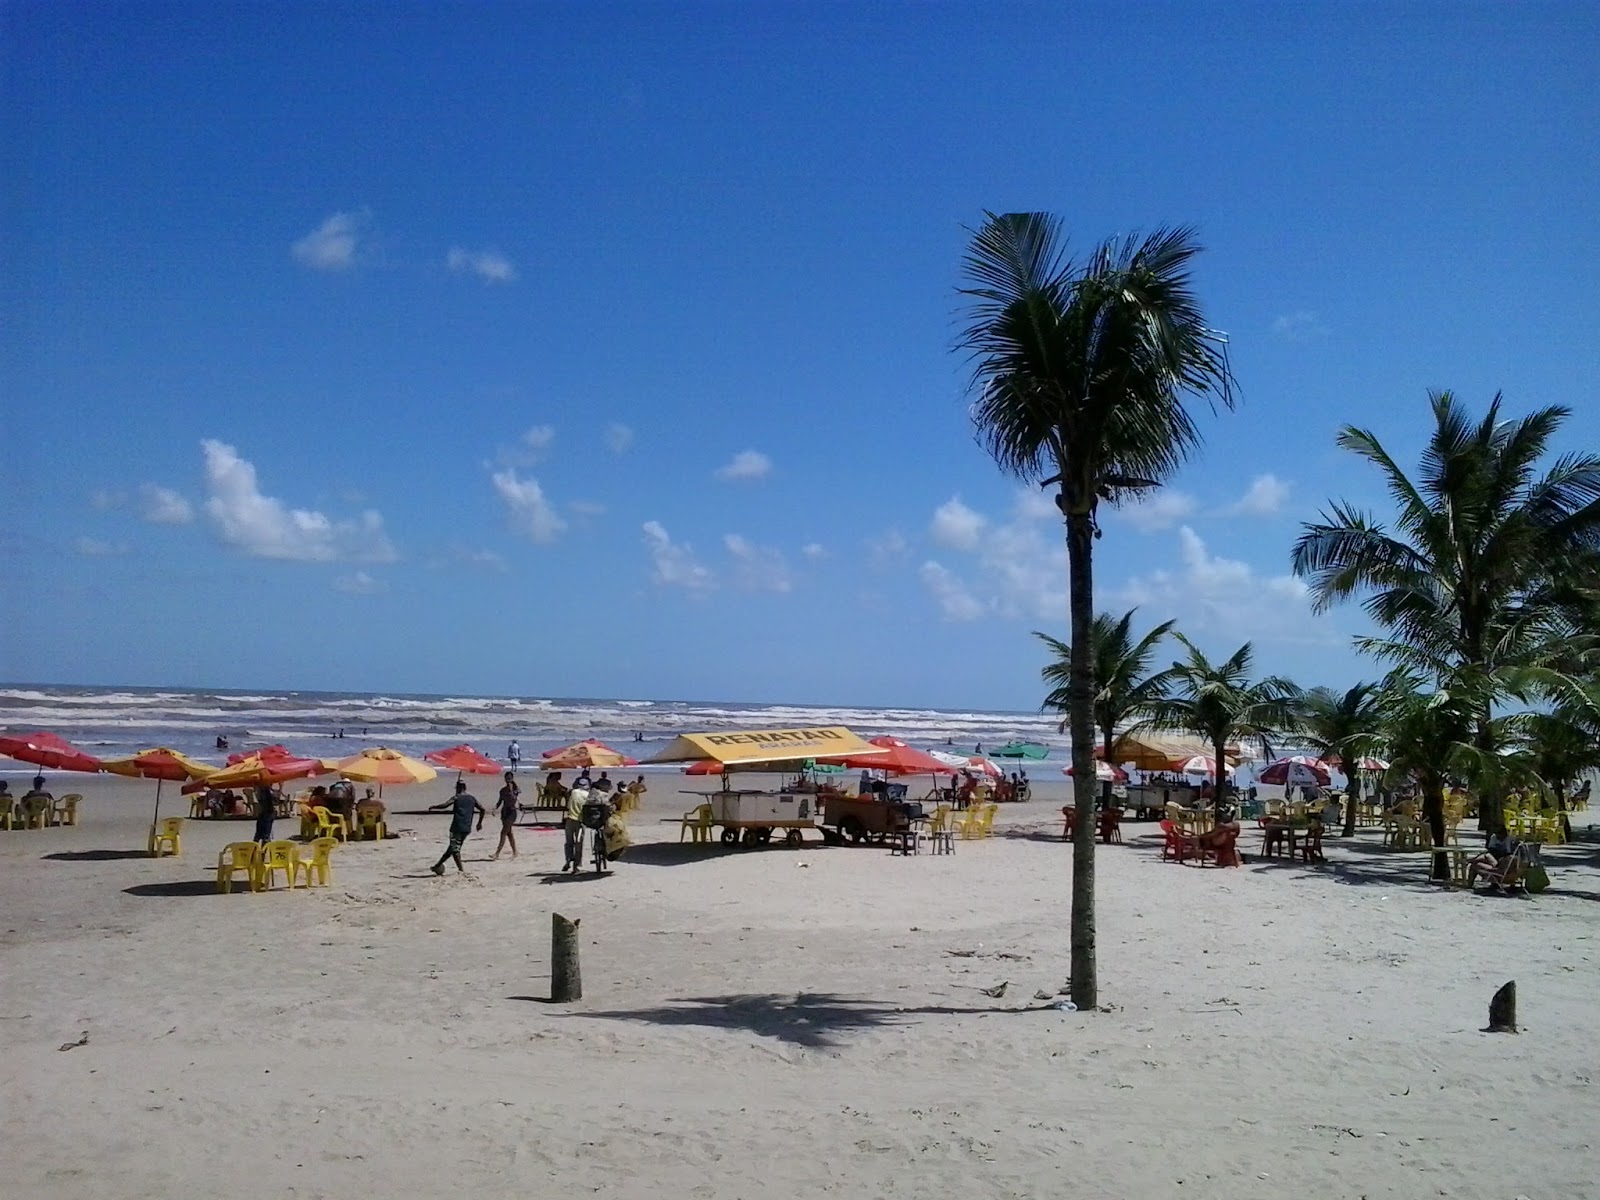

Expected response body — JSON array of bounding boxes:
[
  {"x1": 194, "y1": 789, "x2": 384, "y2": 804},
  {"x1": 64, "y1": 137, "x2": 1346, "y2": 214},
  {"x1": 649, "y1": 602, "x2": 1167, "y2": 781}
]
[
  {"x1": 568, "y1": 499, "x2": 607, "y2": 517},
  {"x1": 490, "y1": 469, "x2": 567, "y2": 543},
  {"x1": 89, "y1": 488, "x2": 125, "y2": 511},
  {"x1": 1227, "y1": 473, "x2": 1290, "y2": 516},
  {"x1": 723, "y1": 534, "x2": 792, "y2": 594},
  {"x1": 714, "y1": 450, "x2": 772, "y2": 482},
  {"x1": 447, "y1": 247, "x2": 517, "y2": 284},
  {"x1": 866, "y1": 529, "x2": 910, "y2": 569},
  {"x1": 643, "y1": 520, "x2": 713, "y2": 591},
  {"x1": 1270, "y1": 310, "x2": 1329, "y2": 342},
  {"x1": 292, "y1": 211, "x2": 364, "y2": 271},
  {"x1": 1012, "y1": 488, "x2": 1059, "y2": 522},
  {"x1": 919, "y1": 561, "x2": 986, "y2": 622},
  {"x1": 1109, "y1": 525, "x2": 1324, "y2": 645},
  {"x1": 801, "y1": 542, "x2": 827, "y2": 561},
  {"x1": 1112, "y1": 489, "x2": 1198, "y2": 533},
  {"x1": 930, "y1": 496, "x2": 988, "y2": 552},
  {"x1": 138, "y1": 484, "x2": 193, "y2": 525},
  {"x1": 74, "y1": 536, "x2": 127, "y2": 557},
  {"x1": 201, "y1": 439, "x2": 397, "y2": 563},
  {"x1": 333, "y1": 571, "x2": 386, "y2": 595},
  {"x1": 522, "y1": 425, "x2": 555, "y2": 452},
  {"x1": 605, "y1": 422, "x2": 634, "y2": 454}
]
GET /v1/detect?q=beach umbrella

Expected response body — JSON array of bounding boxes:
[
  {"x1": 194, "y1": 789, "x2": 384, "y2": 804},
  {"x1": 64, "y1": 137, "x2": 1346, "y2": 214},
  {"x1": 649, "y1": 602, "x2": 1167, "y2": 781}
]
[
  {"x1": 101, "y1": 747, "x2": 218, "y2": 840},
  {"x1": 0, "y1": 730, "x2": 104, "y2": 774},
  {"x1": 332, "y1": 747, "x2": 437, "y2": 795},
  {"x1": 1064, "y1": 760, "x2": 1128, "y2": 783},
  {"x1": 424, "y1": 744, "x2": 504, "y2": 778},
  {"x1": 816, "y1": 736, "x2": 956, "y2": 776},
  {"x1": 1257, "y1": 757, "x2": 1332, "y2": 787},
  {"x1": 1172, "y1": 754, "x2": 1235, "y2": 777},
  {"x1": 1314, "y1": 754, "x2": 1388, "y2": 773},
  {"x1": 991, "y1": 740, "x2": 1050, "y2": 760},
  {"x1": 184, "y1": 751, "x2": 327, "y2": 793},
  {"x1": 542, "y1": 738, "x2": 638, "y2": 769},
  {"x1": 683, "y1": 760, "x2": 727, "y2": 776},
  {"x1": 225, "y1": 743, "x2": 302, "y2": 765}
]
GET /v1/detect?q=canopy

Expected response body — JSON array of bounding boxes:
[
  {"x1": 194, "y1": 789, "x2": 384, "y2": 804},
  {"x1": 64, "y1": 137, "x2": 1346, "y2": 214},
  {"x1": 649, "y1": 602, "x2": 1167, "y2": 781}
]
[
  {"x1": 649, "y1": 726, "x2": 884, "y2": 766},
  {"x1": 541, "y1": 739, "x2": 637, "y2": 769},
  {"x1": 184, "y1": 751, "x2": 327, "y2": 793},
  {"x1": 1064, "y1": 760, "x2": 1128, "y2": 783},
  {"x1": 424, "y1": 744, "x2": 504, "y2": 775},
  {"x1": 1110, "y1": 733, "x2": 1239, "y2": 772},
  {"x1": 817, "y1": 736, "x2": 954, "y2": 776},
  {"x1": 332, "y1": 747, "x2": 438, "y2": 787},
  {"x1": 0, "y1": 730, "x2": 103, "y2": 773},
  {"x1": 991, "y1": 740, "x2": 1050, "y2": 760},
  {"x1": 1258, "y1": 757, "x2": 1331, "y2": 787}
]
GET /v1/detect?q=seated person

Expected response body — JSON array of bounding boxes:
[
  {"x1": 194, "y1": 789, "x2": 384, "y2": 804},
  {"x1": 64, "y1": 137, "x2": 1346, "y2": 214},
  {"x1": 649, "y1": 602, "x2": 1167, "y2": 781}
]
[
  {"x1": 1468, "y1": 826, "x2": 1524, "y2": 892},
  {"x1": 356, "y1": 787, "x2": 385, "y2": 818},
  {"x1": 0, "y1": 780, "x2": 12, "y2": 811},
  {"x1": 203, "y1": 785, "x2": 229, "y2": 817},
  {"x1": 22, "y1": 775, "x2": 53, "y2": 817},
  {"x1": 957, "y1": 773, "x2": 978, "y2": 807},
  {"x1": 541, "y1": 772, "x2": 568, "y2": 806}
]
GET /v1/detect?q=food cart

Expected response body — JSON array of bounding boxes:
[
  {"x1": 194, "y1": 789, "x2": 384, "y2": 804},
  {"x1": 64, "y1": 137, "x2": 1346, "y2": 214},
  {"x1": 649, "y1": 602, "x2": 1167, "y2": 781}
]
[{"x1": 650, "y1": 726, "x2": 891, "y2": 850}]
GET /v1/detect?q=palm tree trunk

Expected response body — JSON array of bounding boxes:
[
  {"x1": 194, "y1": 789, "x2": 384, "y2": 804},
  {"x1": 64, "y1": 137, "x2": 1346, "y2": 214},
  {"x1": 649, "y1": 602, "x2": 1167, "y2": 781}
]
[
  {"x1": 1423, "y1": 777, "x2": 1449, "y2": 882},
  {"x1": 1100, "y1": 723, "x2": 1114, "y2": 809},
  {"x1": 1342, "y1": 768, "x2": 1359, "y2": 838},
  {"x1": 1066, "y1": 507, "x2": 1098, "y2": 1010},
  {"x1": 1212, "y1": 738, "x2": 1227, "y2": 820},
  {"x1": 1474, "y1": 715, "x2": 1501, "y2": 832}
]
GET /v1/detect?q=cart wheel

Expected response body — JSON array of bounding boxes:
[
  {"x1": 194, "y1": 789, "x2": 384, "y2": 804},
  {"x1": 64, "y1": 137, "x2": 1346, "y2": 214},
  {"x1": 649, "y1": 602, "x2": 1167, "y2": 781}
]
[
  {"x1": 755, "y1": 827, "x2": 774, "y2": 845},
  {"x1": 784, "y1": 829, "x2": 803, "y2": 848},
  {"x1": 740, "y1": 828, "x2": 760, "y2": 847},
  {"x1": 840, "y1": 816, "x2": 865, "y2": 844},
  {"x1": 719, "y1": 828, "x2": 738, "y2": 846}
]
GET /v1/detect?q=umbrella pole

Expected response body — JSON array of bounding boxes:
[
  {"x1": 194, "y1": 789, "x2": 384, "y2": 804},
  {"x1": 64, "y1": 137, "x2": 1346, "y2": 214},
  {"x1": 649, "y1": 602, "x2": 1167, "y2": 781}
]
[{"x1": 148, "y1": 779, "x2": 164, "y2": 846}]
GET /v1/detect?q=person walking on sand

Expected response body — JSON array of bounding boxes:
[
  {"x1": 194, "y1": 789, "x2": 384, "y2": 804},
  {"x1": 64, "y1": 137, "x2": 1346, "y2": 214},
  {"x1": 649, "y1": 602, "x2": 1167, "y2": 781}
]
[
  {"x1": 562, "y1": 780, "x2": 591, "y2": 873},
  {"x1": 490, "y1": 771, "x2": 520, "y2": 860},
  {"x1": 431, "y1": 781, "x2": 486, "y2": 875},
  {"x1": 253, "y1": 783, "x2": 278, "y2": 845}
]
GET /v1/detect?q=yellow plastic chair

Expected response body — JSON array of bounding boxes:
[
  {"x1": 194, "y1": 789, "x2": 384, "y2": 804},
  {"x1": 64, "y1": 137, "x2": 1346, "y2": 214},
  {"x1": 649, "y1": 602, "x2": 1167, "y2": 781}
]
[
  {"x1": 354, "y1": 810, "x2": 387, "y2": 841},
  {"x1": 22, "y1": 797, "x2": 52, "y2": 829},
  {"x1": 255, "y1": 840, "x2": 299, "y2": 890},
  {"x1": 298, "y1": 803, "x2": 320, "y2": 839},
  {"x1": 679, "y1": 803, "x2": 713, "y2": 843},
  {"x1": 926, "y1": 805, "x2": 956, "y2": 854},
  {"x1": 148, "y1": 817, "x2": 184, "y2": 857},
  {"x1": 53, "y1": 794, "x2": 83, "y2": 826},
  {"x1": 293, "y1": 837, "x2": 337, "y2": 888},
  {"x1": 977, "y1": 802, "x2": 999, "y2": 838},
  {"x1": 957, "y1": 806, "x2": 984, "y2": 840},
  {"x1": 311, "y1": 806, "x2": 348, "y2": 842},
  {"x1": 215, "y1": 842, "x2": 263, "y2": 893}
]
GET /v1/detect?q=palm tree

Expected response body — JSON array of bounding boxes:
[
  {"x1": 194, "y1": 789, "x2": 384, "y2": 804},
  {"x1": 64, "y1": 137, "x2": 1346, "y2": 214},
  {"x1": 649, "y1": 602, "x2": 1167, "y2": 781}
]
[
  {"x1": 1520, "y1": 707, "x2": 1600, "y2": 811},
  {"x1": 961, "y1": 214, "x2": 1235, "y2": 1008},
  {"x1": 1295, "y1": 682, "x2": 1383, "y2": 836},
  {"x1": 1036, "y1": 609, "x2": 1176, "y2": 806},
  {"x1": 1144, "y1": 636, "x2": 1300, "y2": 816},
  {"x1": 1292, "y1": 392, "x2": 1600, "y2": 829}
]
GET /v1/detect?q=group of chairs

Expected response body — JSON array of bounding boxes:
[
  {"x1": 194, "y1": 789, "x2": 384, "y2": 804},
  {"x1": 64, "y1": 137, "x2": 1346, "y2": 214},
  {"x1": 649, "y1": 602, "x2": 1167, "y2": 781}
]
[
  {"x1": 296, "y1": 802, "x2": 386, "y2": 843},
  {"x1": 2, "y1": 792, "x2": 82, "y2": 830},
  {"x1": 1159, "y1": 818, "x2": 1241, "y2": 867},
  {"x1": 215, "y1": 837, "x2": 339, "y2": 893},
  {"x1": 1061, "y1": 805, "x2": 1123, "y2": 844}
]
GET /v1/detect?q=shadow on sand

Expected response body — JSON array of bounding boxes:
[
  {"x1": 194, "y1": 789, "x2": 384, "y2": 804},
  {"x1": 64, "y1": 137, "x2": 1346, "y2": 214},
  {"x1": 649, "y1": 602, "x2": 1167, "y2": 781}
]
[
  {"x1": 42, "y1": 849, "x2": 152, "y2": 862},
  {"x1": 123, "y1": 879, "x2": 255, "y2": 898},
  {"x1": 522, "y1": 991, "x2": 1044, "y2": 1049}
]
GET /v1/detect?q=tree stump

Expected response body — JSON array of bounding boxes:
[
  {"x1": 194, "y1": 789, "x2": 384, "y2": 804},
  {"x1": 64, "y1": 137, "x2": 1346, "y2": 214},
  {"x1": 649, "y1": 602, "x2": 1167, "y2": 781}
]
[
  {"x1": 551, "y1": 913, "x2": 582, "y2": 1002},
  {"x1": 1485, "y1": 980, "x2": 1516, "y2": 1033}
]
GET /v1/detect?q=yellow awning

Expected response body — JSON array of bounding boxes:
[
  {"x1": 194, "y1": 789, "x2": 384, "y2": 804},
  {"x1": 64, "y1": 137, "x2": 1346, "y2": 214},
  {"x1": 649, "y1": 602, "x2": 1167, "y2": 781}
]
[{"x1": 648, "y1": 726, "x2": 886, "y2": 766}]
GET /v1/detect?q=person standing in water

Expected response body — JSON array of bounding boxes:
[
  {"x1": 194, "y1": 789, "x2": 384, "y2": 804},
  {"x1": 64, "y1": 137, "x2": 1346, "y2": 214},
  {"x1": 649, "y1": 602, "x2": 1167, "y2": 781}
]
[
  {"x1": 490, "y1": 771, "x2": 520, "y2": 860},
  {"x1": 431, "y1": 781, "x2": 486, "y2": 875},
  {"x1": 507, "y1": 740, "x2": 521, "y2": 772}
]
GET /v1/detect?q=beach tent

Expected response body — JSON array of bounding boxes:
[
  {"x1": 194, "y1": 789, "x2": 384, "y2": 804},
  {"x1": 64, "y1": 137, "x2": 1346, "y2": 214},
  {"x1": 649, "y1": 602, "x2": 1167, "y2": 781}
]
[
  {"x1": 0, "y1": 730, "x2": 103, "y2": 774},
  {"x1": 649, "y1": 726, "x2": 884, "y2": 767},
  {"x1": 101, "y1": 747, "x2": 217, "y2": 842}
]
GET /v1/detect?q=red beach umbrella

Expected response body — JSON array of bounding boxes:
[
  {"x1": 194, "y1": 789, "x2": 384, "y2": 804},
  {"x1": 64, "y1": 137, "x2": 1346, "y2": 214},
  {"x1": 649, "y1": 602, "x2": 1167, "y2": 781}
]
[
  {"x1": 0, "y1": 730, "x2": 104, "y2": 774},
  {"x1": 1257, "y1": 757, "x2": 1332, "y2": 787},
  {"x1": 816, "y1": 735, "x2": 952, "y2": 776},
  {"x1": 425, "y1": 744, "x2": 504, "y2": 780},
  {"x1": 683, "y1": 760, "x2": 726, "y2": 776}
]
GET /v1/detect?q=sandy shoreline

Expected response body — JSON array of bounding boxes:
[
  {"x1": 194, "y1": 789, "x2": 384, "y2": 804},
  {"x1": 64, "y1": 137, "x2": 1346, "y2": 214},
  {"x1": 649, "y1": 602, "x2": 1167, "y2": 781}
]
[{"x1": 4, "y1": 773, "x2": 1597, "y2": 1199}]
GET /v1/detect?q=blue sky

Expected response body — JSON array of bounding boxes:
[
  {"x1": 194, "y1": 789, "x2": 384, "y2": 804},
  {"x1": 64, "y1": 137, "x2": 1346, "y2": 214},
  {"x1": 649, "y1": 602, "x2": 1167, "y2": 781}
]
[{"x1": 4, "y1": 2, "x2": 1596, "y2": 710}]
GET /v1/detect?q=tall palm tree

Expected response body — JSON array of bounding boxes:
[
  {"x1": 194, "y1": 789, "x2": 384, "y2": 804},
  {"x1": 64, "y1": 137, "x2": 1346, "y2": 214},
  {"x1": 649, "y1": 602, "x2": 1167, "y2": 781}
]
[
  {"x1": 1292, "y1": 392, "x2": 1600, "y2": 829},
  {"x1": 1296, "y1": 682, "x2": 1383, "y2": 836},
  {"x1": 1036, "y1": 609, "x2": 1176, "y2": 805},
  {"x1": 1144, "y1": 637, "x2": 1300, "y2": 816},
  {"x1": 961, "y1": 214, "x2": 1235, "y2": 1008}
]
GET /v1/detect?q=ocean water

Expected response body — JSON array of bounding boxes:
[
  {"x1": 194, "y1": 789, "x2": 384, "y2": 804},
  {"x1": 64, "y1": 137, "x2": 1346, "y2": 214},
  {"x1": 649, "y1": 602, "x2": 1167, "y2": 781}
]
[{"x1": 0, "y1": 684, "x2": 1065, "y2": 769}]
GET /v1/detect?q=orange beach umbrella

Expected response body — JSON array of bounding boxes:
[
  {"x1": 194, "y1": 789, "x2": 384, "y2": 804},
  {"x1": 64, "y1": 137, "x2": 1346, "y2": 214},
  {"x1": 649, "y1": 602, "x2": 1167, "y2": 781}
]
[
  {"x1": 331, "y1": 747, "x2": 437, "y2": 795},
  {"x1": 541, "y1": 739, "x2": 636, "y2": 769},
  {"x1": 101, "y1": 747, "x2": 218, "y2": 842}
]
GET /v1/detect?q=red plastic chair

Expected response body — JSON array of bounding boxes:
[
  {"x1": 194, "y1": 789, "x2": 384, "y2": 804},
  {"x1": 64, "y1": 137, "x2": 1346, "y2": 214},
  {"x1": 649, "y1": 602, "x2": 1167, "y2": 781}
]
[
  {"x1": 1098, "y1": 808, "x2": 1123, "y2": 844},
  {"x1": 1160, "y1": 819, "x2": 1193, "y2": 863}
]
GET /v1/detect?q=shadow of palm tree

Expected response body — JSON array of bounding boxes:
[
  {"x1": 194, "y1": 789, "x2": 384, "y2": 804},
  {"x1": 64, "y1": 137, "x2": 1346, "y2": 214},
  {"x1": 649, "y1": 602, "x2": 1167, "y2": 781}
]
[
  {"x1": 540, "y1": 992, "x2": 1037, "y2": 1049},
  {"x1": 42, "y1": 849, "x2": 150, "y2": 862}
]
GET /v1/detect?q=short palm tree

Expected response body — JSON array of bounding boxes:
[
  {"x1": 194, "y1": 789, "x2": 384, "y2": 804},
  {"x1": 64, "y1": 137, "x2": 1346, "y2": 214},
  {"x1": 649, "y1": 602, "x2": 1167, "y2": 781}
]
[
  {"x1": 1520, "y1": 707, "x2": 1600, "y2": 811},
  {"x1": 1296, "y1": 682, "x2": 1383, "y2": 836},
  {"x1": 962, "y1": 214, "x2": 1235, "y2": 1009},
  {"x1": 1036, "y1": 609, "x2": 1176, "y2": 805},
  {"x1": 1144, "y1": 637, "x2": 1300, "y2": 816},
  {"x1": 1292, "y1": 391, "x2": 1600, "y2": 828}
]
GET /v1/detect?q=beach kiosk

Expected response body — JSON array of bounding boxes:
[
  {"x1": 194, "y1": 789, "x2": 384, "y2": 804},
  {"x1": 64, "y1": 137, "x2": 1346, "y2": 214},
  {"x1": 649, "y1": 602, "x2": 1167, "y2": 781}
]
[{"x1": 649, "y1": 726, "x2": 888, "y2": 848}]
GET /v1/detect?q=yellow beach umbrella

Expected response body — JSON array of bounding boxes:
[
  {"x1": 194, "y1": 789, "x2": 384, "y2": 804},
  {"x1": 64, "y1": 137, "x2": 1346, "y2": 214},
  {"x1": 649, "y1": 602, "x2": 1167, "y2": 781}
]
[
  {"x1": 101, "y1": 747, "x2": 218, "y2": 842},
  {"x1": 331, "y1": 747, "x2": 437, "y2": 795}
]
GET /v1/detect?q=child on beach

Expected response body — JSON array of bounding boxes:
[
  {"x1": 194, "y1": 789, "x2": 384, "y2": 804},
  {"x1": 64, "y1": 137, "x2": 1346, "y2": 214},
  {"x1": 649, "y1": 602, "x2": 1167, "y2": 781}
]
[{"x1": 431, "y1": 781, "x2": 486, "y2": 875}]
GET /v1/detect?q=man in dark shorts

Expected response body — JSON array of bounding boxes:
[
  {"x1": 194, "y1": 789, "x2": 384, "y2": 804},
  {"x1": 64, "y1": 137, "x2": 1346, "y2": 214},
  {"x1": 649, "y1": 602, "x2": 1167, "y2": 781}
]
[{"x1": 431, "y1": 780, "x2": 486, "y2": 875}]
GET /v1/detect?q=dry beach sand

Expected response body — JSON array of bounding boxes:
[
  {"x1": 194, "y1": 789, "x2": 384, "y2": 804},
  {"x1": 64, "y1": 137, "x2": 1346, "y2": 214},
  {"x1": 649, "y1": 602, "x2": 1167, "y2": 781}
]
[{"x1": 3, "y1": 772, "x2": 1597, "y2": 1199}]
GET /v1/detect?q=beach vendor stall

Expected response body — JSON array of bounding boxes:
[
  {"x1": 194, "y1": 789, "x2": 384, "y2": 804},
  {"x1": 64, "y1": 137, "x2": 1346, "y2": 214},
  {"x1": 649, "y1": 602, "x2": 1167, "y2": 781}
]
[{"x1": 650, "y1": 726, "x2": 888, "y2": 848}]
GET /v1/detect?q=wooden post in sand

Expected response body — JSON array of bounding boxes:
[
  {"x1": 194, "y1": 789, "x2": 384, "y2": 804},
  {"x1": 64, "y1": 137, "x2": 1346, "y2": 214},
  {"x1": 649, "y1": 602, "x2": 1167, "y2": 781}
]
[
  {"x1": 1486, "y1": 980, "x2": 1517, "y2": 1033},
  {"x1": 551, "y1": 913, "x2": 582, "y2": 1002}
]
